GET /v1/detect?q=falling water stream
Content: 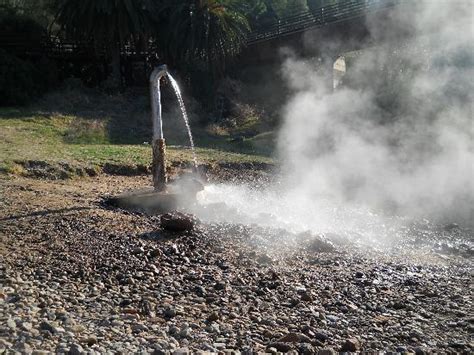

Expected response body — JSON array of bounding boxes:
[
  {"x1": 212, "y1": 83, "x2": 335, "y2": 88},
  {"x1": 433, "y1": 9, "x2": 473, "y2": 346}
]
[{"x1": 167, "y1": 73, "x2": 198, "y2": 169}]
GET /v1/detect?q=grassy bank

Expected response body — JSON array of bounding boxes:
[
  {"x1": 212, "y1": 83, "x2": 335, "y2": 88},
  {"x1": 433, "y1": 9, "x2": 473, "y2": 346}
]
[{"x1": 0, "y1": 106, "x2": 274, "y2": 178}]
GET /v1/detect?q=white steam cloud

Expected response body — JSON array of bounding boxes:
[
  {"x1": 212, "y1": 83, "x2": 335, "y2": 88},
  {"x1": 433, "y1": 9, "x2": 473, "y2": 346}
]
[
  {"x1": 194, "y1": 0, "x2": 473, "y2": 244},
  {"x1": 278, "y1": 0, "x2": 474, "y2": 226}
]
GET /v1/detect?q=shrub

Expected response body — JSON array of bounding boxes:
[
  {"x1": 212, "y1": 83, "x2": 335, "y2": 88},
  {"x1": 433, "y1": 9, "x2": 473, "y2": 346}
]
[
  {"x1": 0, "y1": 10, "x2": 58, "y2": 106},
  {"x1": 0, "y1": 8, "x2": 47, "y2": 53},
  {"x1": 0, "y1": 50, "x2": 42, "y2": 105}
]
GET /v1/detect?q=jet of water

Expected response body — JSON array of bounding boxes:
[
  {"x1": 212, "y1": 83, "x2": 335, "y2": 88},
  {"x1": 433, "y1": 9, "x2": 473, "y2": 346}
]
[{"x1": 167, "y1": 73, "x2": 198, "y2": 169}]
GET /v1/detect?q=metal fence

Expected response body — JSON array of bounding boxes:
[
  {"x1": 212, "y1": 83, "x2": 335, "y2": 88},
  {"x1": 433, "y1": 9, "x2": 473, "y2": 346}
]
[
  {"x1": 247, "y1": 0, "x2": 400, "y2": 44},
  {"x1": 0, "y1": 0, "x2": 401, "y2": 59}
]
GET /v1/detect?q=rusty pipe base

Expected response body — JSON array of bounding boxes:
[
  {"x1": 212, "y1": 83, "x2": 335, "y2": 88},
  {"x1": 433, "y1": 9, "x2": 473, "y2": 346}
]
[{"x1": 152, "y1": 138, "x2": 167, "y2": 191}]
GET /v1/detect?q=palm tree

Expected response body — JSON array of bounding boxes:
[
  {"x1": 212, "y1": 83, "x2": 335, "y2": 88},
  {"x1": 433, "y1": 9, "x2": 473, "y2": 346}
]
[
  {"x1": 55, "y1": 0, "x2": 157, "y2": 87},
  {"x1": 157, "y1": 0, "x2": 250, "y2": 77}
]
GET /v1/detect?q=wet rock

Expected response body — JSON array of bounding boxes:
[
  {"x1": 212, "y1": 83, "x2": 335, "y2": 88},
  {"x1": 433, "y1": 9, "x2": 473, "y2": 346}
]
[
  {"x1": 257, "y1": 253, "x2": 273, "y2": 265},
  {"x1": 161, "y1": 212, "x2": 196, "y2": 232},
  {"x1": 308, "y1": 235, "x2": 336, "y2": 253}
]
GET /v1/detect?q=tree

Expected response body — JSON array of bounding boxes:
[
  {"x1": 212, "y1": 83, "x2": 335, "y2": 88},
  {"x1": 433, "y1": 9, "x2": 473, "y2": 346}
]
[
  {"x1": 54, "y1": 0, "x2": 157, "y2": 87},
  {"x1": 157, "y1": 0, "x2": 250, "y2": 78},
  {"x1": 0, "y1": 0, "x2": 56, "y2": 27},
  {"x1": 307, "y1": 0, "x2": 340, "y2": 13},
  {"x1": 264, "y1": 0, "x2": 308, "y2": 18},
  {"x1": 240, "y1": 0, "x2": 268, "y2": 28}
]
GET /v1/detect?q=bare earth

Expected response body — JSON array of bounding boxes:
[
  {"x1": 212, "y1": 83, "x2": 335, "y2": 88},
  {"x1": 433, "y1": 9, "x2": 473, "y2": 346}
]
[{"x1": 0, "y1": 174, "x2": 472, "y2": 354}]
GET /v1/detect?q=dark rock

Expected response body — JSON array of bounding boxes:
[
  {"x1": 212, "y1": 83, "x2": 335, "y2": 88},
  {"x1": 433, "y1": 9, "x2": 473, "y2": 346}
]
[
  {"x1": 132, "y1": 247, "x2": 144, "y2": 255},
  {"x1": 207, "y1": 312, "x2": 220, "y2": 322},
  {"x1": 301, "y1": 291, "x2": 313, "y2": 302},
  {"x1": 161, "y1": 212, "x2": 196, "y2": 232},
  {"x1": 39, "y1": 321, "x2": 57, "y2": 334},
  {"x1": 317, "y1": 349, "x2": 336, "y2": 355},
  {"x1": 257, "y1": 254, "x2": 273, "y2": 265},
  {"x1": 299, "y1": 343, "x2": 316, "y2": 355},
  {"x1": 278, "y1": 332, "x2": 301, "y2": 343},
  {"x1": 69, "y1": 343, "x2": 84, "y2": 355},
  {"x1": 139, "y1": 300, "x2": 155, "y2": 317},
  {"x1": 308, "y1": 235, "x2": 336, "y2": 253},
  {"x1": 120, "y1": 299, "x2": 132, "y2": 307},
  {"x1": 86, "y1": 336, "x2": 98, "y2": 346},
  {"x1": 268, "y1": 342, "x2": 292, "y2": 352},
  {"x1": 278, "y1": 332, "x2": 311, "y2": 343},
  {"x1": 443, "y1": 223, "x2": 459, "y2": 231},
  {"x1": 341, "y1": 338, "x2": 361, "y2": 352},
  {"x1": 214, "y1": 281, "x2": 226, "y2": 290},
  {"x1": 163, "y1": 305, "x2": 177, "y2": 318},
  {"x1": 194, "y1": 285, "x2": 206, "y2": 297},
  {"x1": 314, "y1": 331, "x2": 329, "y2": 342},
  {"x1": 414, "y1": 347, "x2": 429, "y2": 355},
  {"x1": 149, "y1": 249, "x2": 162, "y2": 258}
]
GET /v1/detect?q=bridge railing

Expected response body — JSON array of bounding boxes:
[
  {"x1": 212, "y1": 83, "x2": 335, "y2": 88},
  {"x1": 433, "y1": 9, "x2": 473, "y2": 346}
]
[{"x1": 247, "y1": 0, "x2": 400, "y2": 44}]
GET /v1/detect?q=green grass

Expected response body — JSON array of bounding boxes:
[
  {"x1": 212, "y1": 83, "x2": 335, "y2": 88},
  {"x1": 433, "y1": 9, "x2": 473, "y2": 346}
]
[{"x1": 0, "y1": 107, "x2": 274, "y2": 175}]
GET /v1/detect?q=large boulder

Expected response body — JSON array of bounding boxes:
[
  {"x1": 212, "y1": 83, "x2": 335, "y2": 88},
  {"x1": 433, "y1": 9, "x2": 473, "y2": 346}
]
[{"x1": 160, "y1": 212, "x2": 197, "y2": 232}]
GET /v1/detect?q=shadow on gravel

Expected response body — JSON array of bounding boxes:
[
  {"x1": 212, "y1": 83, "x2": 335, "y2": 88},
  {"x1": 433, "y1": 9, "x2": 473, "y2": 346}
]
[{"x1": 0, "y1": 207, "x2": 92, "y2": 221}]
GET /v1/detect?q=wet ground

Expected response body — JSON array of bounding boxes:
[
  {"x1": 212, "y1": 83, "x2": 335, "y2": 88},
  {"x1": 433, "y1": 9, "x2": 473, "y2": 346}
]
[{"x1": 0, "y1": 173, "x2": 472, "y2": 354}]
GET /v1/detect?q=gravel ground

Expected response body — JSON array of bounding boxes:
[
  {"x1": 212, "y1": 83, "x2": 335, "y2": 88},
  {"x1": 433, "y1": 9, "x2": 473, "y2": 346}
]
[{"x1": 0, "y1": 174, "x2": 472, "y2": 354}]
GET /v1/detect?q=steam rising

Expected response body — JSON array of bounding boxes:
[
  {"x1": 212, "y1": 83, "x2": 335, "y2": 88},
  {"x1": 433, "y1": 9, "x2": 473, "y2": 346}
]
[
  {"x1": 194, "y1": 1, "x2": 473, "y2": 242},
  {"x1": 277, "y1": 1, "x2": 473, "y2": 226}
]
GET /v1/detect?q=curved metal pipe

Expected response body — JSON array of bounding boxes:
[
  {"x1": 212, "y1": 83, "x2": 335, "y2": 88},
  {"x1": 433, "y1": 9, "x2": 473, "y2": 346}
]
[
  {"x1": 150, "y1": 65, "x2": 168, "y2": 191},
  {"x1": 150, "y1": 64, "x2": 168, "y2": 140}
]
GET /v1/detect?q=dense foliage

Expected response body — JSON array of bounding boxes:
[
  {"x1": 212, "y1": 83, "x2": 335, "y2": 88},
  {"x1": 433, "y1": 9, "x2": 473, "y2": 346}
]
[
  {"x1": 0, "y1": 0, "x2": 358, "y2": 105},
  {"x1": 0, "y1": 7, "x2": 59, "y2": 105},
  {"x1": 157, "y1": 0, "x2": 249, "y2": 74},
  {"x1": 0, "y1": 49, "x2": 57, "y2": 105}
]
